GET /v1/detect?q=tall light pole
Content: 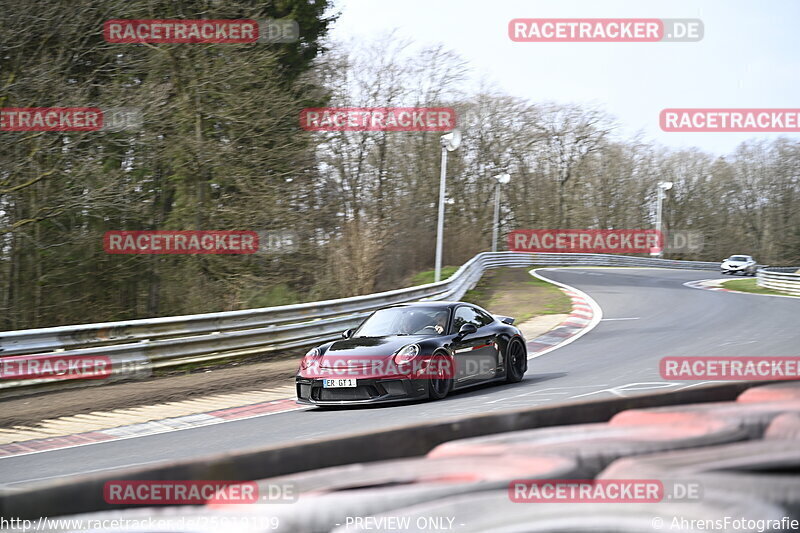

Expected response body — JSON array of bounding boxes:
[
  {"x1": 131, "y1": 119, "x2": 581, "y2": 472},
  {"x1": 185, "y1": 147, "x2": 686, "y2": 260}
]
[
  {"x1": 435, "y1": 128, "x2": 461, "y2": 282},
  {"x1": 654, "y1": 181, "x2": 673, "y2": 257},
  {"x1": 491, "y1": 173, "x2": 511, "y2": 253}
]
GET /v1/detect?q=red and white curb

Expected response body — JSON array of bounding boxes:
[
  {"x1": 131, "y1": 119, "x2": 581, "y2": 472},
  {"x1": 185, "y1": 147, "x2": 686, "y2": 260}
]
[
  {"x1": 685, "y1": 277, "x2": 800, "y2": 299},
  {"x1": 525, "y1": 268, "x2": 603, "y2": 360},
  {"x1": 684, "y1": 279, "x2": 732, "y2": 292}
]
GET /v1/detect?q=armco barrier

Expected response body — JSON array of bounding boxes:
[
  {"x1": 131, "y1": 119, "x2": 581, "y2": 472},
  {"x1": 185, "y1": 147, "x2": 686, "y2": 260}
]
[
  {"x1": 0, "y1": 252, "x2": 726, "y2": 396},
  {"x1": 758, "y1": 266, "x2": 800, "y2": 295}
]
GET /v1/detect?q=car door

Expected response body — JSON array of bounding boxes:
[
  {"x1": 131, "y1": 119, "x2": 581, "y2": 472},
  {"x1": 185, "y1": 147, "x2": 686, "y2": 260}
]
[{"x1": 450, "y1": 305, "x2": 500, "y2": 384}]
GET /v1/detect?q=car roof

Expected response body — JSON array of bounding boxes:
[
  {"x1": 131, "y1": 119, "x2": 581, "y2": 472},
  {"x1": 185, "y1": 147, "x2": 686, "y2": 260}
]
[{"x1": 385, "y1": 301, "x2": 473, "y2": 310}]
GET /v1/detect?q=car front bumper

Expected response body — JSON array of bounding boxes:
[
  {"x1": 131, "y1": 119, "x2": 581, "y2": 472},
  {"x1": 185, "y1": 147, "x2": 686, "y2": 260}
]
[
  {"x1": 722, "y1": 266, "x2": 748, "y2": 272},
  {"x1": 295, "y1": 376, "x2": 430, "y2": 405}
]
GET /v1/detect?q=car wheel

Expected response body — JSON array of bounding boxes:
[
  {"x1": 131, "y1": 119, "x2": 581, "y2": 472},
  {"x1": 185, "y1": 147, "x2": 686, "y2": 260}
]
[
  {"x1": 505, "y1": 338, "x2": 527, "y2": 383},
  {"x1": 427, "y1": 351, "x2": 452, "y2": 401}
]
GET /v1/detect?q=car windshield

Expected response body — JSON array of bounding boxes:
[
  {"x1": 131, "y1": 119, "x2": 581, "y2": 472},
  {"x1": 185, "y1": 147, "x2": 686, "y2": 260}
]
[
  {"x1": 730, "y1": 256, "x2": 748, "y2": 261},
  {"x1": 354, "y1": 307, "x2": 450, "y2": 337}
]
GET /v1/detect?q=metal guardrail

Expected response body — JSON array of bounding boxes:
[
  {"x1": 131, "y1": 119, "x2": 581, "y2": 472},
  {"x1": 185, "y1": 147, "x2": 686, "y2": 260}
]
[
  {"x1": 757, "y1": 266, "x2": 800, "y2": 296},
  {"x1": 0, "y1": 252, "x2": 728, "y2": 395}
]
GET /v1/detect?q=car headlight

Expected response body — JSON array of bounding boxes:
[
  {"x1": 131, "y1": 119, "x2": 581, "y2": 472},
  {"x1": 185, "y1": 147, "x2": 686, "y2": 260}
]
[
  {"x1": 300, "y1": 347, "x2": 321, "y2": 369},
  {"x1": 394, "y1": 344, "x2": 420, "y2": 365}
]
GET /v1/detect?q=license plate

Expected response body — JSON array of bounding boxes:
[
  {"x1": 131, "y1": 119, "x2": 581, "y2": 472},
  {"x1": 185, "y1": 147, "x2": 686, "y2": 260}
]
[{"x1": 322, "y1": 378, "x2": 357, "y2": 388}]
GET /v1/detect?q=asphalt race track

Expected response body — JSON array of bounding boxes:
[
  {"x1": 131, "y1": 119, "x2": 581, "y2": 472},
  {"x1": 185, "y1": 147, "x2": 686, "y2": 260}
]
[{"x1": 2, "y1": 268, "x2": 798, "y2": 487}]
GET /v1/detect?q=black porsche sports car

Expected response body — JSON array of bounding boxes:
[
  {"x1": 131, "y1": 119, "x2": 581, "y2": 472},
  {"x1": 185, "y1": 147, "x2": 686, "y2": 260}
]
[{"x1": 296, "y1": 301, "x2": 528, "y2": 405}]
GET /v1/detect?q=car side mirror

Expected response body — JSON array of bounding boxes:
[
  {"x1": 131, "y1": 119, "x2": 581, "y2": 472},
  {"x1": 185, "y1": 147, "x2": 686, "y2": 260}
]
[
  {"x1": 342, "y1": 329, "x2": 354, "y2": 339},
  {"x1": 456, "y1": 323, "x2": 477, "y2": 339}
]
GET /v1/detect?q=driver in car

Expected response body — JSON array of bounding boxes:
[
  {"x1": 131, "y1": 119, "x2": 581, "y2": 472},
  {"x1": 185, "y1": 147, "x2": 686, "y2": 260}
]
[
  {"x1": 399, "y1": 312, "x2": 427, "y2": 334},
  {"x1": 400, "y1": 311, "x2": 449, "y2": 335},
  {"x1": 431, "y1": 311, "x2": 448, "y2": 334}
]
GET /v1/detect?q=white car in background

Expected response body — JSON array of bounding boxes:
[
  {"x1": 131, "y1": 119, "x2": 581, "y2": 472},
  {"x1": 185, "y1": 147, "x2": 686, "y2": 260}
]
[{"x1": 720, "y1": 255, "x2": 758, "y2": 276}]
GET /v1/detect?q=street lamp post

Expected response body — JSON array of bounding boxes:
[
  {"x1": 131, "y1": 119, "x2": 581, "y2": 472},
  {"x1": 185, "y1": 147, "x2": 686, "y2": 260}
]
[
  {"x1": 654, "y1": 181, "x2": 673, "y2": 257},
  {"x1": 434, "y1": 129, "x2": 461, "y2": 282},
  {"x1": 491, "y1": 173, "x2": 511, "y2": 253}
]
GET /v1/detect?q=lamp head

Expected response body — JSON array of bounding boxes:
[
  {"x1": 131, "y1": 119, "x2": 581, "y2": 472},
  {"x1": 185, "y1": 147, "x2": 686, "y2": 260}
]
[
  {"x1": 441, "y1": 128, "x2": 462, "y2": 151},
  {"x1": 494, "y1": 173, "x2": 511, "y2": 185}
]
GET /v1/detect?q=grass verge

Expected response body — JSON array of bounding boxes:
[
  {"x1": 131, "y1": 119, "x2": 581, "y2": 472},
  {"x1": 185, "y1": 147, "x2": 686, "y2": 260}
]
[
  {"x1": 409, "y1": 266, "x2": 460, "y2": 285},
  {"x1": 721, "y1": 277, "x2": 798, "y2": 297},
  {"x1": 462, "y1": 267, "x2": 571, "y2": 322}
]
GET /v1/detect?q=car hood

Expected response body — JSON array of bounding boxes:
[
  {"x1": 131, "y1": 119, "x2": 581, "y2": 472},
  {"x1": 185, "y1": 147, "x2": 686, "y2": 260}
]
[
  {"x1": 320, "y1": 335, "x2": 428, "y2": 367},
  {"x1": 723, "y1": 261, "x2": 748, "y2": 267}
]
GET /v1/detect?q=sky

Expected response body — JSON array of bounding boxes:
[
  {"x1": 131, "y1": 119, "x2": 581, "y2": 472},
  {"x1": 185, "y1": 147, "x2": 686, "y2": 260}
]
[{"x1": 328, "y1": 0, "x2": 800, "y2": 156}]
